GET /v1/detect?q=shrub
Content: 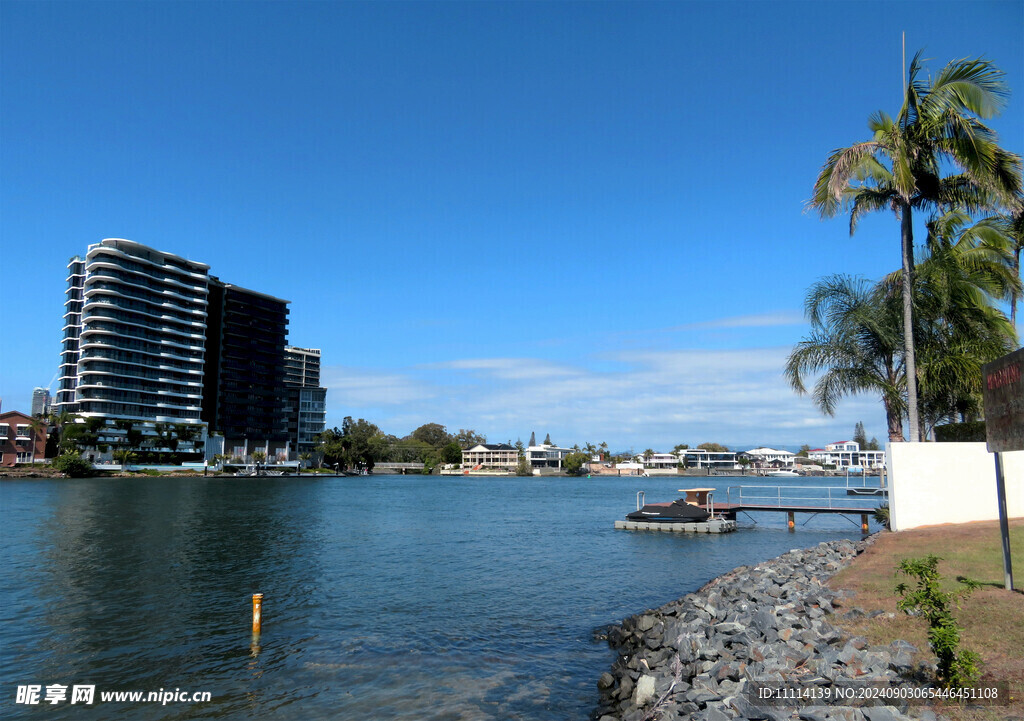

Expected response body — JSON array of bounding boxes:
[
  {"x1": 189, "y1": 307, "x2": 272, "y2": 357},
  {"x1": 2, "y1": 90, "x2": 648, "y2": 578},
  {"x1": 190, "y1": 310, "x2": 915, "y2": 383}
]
[
  {"x1": 933, "y1": 421, "x2": 986, "y2": 443},
  {"x1": 895, "y1": 555, "x2": 981, "y2": 688},
  {"x1": 51, "y1": 453, "x2": 95, "y2": 478},
  {"x1": 873, "y1": 504, "x2": 891, "y2": 530}
]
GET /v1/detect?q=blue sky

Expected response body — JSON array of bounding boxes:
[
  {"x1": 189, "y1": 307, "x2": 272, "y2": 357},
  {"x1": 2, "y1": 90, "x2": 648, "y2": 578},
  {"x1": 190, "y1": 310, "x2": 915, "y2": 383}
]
[{"x1": 2, "y1": 1, "x2": 1021, "y2": 452}]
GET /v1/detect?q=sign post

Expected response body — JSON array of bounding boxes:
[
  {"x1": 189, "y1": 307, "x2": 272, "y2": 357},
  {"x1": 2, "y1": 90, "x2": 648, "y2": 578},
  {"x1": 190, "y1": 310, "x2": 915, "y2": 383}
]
[{"x1": 981, "y1": 347, "x2": 1023, "y2": 591}]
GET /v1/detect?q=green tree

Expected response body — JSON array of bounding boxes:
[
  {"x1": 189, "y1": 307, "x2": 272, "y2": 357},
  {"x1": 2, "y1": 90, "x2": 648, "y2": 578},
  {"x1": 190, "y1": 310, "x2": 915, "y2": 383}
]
[
  {"x1": 810, "y1": 52, "x2": 1022, "y2": 442},
  {"x1": 51, "y1": 452, "x2": 93, "y2": 477},
  {"x1": 251, "y1": 450, "x2": 267, "y2": 464},
  {"x1": 62, "y1": 416, "x2": 104, "y2": 452},
  {"x1": 796, "y1": 444, "x2": 811, "y2": 458},
  {"x1": 455, "y1": 429, "x2": 487, "y2": 448},
  {"x1": 786, "y1": 275, "x2": 908, "y2": 441},
  {"x1": 563, "y1": 452, "x2": 589, "y2": 476},
  {"x1": 853, "y1": 422, "x2": 868, "y2": 448},
  {"x1": 543, "y1": 433, "x2": 552, "y2": 445},
  {"x1": 885, "y1": 211, "x2": 1018, "y2": 435},
  {"x1": 697, "y1": 442, "x2": 729, "y2": 452},
  {"x1": 410, "y1": 422, "x2": 452, "y2": 449},
  {"x1": 113, "y1": 448, "x2": 136, "y2": 468},
  {"x1": 440, "y1": 441, "x2": 463, "y2": 465},
  {"x1": 26, "y1": 416, "x2": 47, "y2": 464},
  {"x1": 317, "y1": 417, "x2": 387, "y2": 471}
]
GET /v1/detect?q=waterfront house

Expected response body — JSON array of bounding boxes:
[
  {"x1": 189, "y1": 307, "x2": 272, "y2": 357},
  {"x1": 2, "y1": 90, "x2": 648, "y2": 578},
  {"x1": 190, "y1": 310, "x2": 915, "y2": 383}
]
[
  {"x1": 678, "y1": 448, "x2": 739, "y2": 470},
  {"x1": 808, "y1": 441, "x2": 886, "y2": 469},
  {"x1": 738, "y1": 447, "x2": 796, "y2": 469},
  {"x1": 526, "y1": 442, "x2": 573, "y2": 470},
  {"x1": 635, "y1": 452, "x2": 680, "y2": 470},
  {"x1": 462, "y1": 443, "x2": 518, "y2": 472},
  {"x1": 0, "y1": 410, "x2": 46, "y2": 466}
]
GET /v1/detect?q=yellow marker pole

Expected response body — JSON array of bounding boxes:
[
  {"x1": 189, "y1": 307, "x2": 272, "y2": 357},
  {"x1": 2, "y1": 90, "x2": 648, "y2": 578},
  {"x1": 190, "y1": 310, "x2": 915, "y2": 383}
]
[
  {"x1": 252, "y1": 593, "x2": 264, "y2": 635},
  {"x1": 787, "y1": 512, "x2": 795, "y2": 531},
  {"x1": 861, "y1": 514, "x2": 869, "y2": 534}
]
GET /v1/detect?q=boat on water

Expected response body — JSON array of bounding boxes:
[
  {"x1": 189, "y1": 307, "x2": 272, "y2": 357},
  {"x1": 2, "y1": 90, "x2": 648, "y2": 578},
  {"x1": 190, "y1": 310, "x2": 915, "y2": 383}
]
[
  {"x1": 627, "y1": 495, "x2": 711, "y2": 523},
  {"x1": 766, "y1": 470, "x2": 800, "y2": 477}
]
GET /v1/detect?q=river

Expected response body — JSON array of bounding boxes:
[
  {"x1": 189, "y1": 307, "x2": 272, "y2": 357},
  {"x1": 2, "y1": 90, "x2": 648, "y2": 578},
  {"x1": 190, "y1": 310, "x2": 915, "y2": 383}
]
[{"x1": 0, "y1": 474, "x2": 881, "y2": 719}]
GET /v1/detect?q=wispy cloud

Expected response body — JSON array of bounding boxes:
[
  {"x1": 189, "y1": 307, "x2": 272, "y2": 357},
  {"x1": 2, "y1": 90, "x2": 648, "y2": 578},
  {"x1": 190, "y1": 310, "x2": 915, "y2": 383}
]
[
  {"x1": 670, "y1": 311, "x2": 806, "y2": 331},
  {"x1": 321, "y1": 345, "x2": 886, "y2": 450}
]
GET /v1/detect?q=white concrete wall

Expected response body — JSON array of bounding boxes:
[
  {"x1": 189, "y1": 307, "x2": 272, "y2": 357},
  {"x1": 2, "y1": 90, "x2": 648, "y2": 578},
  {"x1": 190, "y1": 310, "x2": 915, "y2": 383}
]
[{"x1": 887, "y1": 442, "x2": 1024, "y2": 531}]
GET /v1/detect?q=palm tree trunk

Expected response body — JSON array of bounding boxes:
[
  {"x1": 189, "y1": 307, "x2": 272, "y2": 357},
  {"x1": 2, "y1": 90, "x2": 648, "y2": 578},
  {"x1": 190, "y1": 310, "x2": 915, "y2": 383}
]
[
  {"x1": 901, "y1": 203, "x2": 920, "y2": 442},
  {"x1": 1012, "y1": 247, "x2": 1020, "y2": 326}
]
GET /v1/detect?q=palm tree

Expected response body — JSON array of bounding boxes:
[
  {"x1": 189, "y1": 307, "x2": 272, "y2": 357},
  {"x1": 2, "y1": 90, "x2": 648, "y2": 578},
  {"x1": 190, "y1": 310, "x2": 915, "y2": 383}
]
[
  {"x1": 810, "y1": 52, "x2": 1023, "y2": 441},
  {"x1": 26, "y1": 416, "x2": 47, "y2": 464},
  {"x1": 884, "y1": 211, "x2": 1018, "y2": 436},
  {"x1": 113, "y1": 448, "x2": 136, "y2": 469},
  {"x1": 785, "y1": 275, "x2": 907, "y2": 441},
  {"x1": 299, "y1": 451, "x2": 312, "y2": 470},
  {"x1": 1002, "y1": 205, "x2": 1024, "y2": 325}
]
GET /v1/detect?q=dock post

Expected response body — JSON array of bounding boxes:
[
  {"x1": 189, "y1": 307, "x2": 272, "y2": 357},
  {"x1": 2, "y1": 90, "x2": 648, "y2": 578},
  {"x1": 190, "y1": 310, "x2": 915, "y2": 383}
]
[
  {"x1": 787, "y1": 511, "x2": 795, "y2": 531},
  {"x1": 252, "y1": 593, "x2": 263, "y2": 635},
  {"x1": 861, "y1": 514, "x2": 869, "y2": 534}
]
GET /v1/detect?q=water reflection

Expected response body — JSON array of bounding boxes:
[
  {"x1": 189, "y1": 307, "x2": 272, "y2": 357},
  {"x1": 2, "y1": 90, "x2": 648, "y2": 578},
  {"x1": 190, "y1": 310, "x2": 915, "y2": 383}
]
[{"x1": 1, "y1": 475, "x2": 877, "y2": 720}]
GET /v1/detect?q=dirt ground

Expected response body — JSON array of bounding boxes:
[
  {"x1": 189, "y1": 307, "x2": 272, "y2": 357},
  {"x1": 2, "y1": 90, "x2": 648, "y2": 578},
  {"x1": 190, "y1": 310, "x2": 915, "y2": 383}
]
[{"x1": 828, "y1": 520, "x2": 1024, "y2": 720}]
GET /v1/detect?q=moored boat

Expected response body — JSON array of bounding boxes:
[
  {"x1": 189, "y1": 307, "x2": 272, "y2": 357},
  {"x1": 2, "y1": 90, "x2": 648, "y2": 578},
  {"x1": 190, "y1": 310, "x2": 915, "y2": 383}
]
[{"x1": 626, "y1": 497, "x2": 711, "y2": 523}]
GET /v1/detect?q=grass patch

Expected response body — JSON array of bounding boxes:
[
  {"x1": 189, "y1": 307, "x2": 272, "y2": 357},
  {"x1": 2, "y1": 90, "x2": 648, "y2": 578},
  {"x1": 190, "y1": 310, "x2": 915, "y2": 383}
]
[{"x1": 829, "y1": 519, "x2": 1024, "y2": 719}]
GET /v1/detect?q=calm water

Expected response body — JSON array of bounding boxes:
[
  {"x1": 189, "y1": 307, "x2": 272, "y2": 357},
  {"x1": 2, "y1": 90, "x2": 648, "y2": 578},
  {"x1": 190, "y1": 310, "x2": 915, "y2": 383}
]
[{"x1": 0, "y1": 475, "x2": 881, "y2": 719}]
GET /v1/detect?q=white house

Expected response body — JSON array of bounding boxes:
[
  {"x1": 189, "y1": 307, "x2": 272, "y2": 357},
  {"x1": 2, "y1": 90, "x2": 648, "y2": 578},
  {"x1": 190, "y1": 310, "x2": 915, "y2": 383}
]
[
  {"x1": 679, "y1": 449, "x2": 739, "y2": 470},
  {"x1": 526, "y1": 443, "x2": 573, "y2": 469},
  {"x1": 462, "y1": 443, "x2": 518, "y2": 472},
  {"x1": 808, "y1": 441, "x2": 886, "y2": 469},
  {"x1": 740, "y1": 447, "x2": 796, "y2": 468},
  {"x1": 635, "y1": 452, "x2": 680, "y2": 470}
]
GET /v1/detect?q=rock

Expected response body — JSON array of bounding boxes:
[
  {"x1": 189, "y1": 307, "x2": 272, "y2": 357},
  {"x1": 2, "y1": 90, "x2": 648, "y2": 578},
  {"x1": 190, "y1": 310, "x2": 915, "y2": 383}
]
[
  {"x1": 597, "y1": 672, "x2": 615, "y2": 690},
  {"x1": 798, "y1": 706, "x2": 831, "y2": 721},
  {"x1": 862, "y1": 706, "x2": 904, "y2": 721},
  {"x1": 637, "y1": 614, "x2": 657, "y2": 632},
  {"x1": 634, "y1": 674, "x2": 657, "y2": 707},
  {"x1": 715, "y1": 621, "x2": 746, "y2": 634}
]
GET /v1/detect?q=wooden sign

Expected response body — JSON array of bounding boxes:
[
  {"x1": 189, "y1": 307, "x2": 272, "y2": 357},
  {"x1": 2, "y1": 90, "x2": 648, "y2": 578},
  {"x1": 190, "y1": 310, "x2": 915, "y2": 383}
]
[{"x1": 982, "y1": 347, "x2": 1024, "y2": 453}]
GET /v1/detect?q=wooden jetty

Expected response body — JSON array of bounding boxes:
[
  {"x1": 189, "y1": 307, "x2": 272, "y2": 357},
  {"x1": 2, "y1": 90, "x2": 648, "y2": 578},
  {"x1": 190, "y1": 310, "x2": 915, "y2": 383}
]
[{"x1": 706, "y1": 485, "x2": 882, "y2": 532}]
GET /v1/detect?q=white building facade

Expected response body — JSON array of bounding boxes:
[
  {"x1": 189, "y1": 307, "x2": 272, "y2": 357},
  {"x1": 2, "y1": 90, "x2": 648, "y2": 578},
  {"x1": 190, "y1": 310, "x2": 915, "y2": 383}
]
[
  {"x1": 808, "y1": 441, "x2": 886, "y2": 469},
  {"x1": 463, "y1": 443, "x2": 518, "y2": 471},
  {"x1": 679, "y1": 449, "x2": 739, "y2": 469},
  {"x1": 740, "y1": 447, "x2": 796, "y2": 468},
  {"x1": 526, "y1": 443, "x2": 573, "y2": 469}
]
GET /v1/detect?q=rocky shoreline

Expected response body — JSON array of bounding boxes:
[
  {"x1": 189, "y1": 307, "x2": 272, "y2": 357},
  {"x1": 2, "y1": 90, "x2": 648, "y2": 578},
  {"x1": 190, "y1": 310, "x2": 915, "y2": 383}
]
[{"x1": 594, "y1": 537, "x2": 939, "y2": 721}]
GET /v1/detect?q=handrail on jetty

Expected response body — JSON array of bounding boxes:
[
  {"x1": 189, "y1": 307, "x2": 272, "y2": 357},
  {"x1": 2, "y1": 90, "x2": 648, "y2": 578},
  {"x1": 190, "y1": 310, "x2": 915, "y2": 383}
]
[{"x1": 726, "y1": 484, "x2": 881, "y2": 510}]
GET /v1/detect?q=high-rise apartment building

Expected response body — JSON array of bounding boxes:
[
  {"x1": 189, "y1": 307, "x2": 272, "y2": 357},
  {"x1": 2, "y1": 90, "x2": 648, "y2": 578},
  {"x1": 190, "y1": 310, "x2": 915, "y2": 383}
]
[
  {"x1": 284, "y1": 347, "x2": 327, "y2": 453},
  {"x1": 202, "y1": 279, "x2": 291, "y2": 459},
  {"x1": 56, "y1": 238, "x2": 324, "y2": 463},
  {"x1": 55, "y1": 240, "x2": 210, "y2": 446}
]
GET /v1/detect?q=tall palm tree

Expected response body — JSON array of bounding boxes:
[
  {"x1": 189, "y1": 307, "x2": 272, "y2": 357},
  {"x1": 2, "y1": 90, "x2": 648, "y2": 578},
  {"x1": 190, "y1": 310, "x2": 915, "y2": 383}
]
[
  {"x1": 810, "y1": 52, "x2": 1023, "y2": 441},
  {"x1": 785, "y1": 275, "x2": 907, "y2": 441}
]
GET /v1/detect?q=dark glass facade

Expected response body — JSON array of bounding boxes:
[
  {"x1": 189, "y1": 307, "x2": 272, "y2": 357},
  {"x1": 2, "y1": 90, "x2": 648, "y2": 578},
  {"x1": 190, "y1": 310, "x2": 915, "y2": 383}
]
[{"x1": 202, "y1": 279, "x2": 290, "y2": 442}]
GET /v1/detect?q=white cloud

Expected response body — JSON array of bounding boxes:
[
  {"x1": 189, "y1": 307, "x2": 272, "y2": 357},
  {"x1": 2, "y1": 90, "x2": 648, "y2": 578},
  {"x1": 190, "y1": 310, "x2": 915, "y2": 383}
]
[
  {"x1": 320, "y1": 346, "x2": 889, "y2": 449},
  {"x1": 671, "y1": 312, "x2": 806, "y2": 331}
]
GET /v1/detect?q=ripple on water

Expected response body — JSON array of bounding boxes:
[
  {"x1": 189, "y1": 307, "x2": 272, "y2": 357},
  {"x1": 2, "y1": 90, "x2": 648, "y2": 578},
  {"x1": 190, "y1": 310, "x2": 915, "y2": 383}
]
[{"x1": 0, "y1": 475, "x2": 880, "y2": 720}]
